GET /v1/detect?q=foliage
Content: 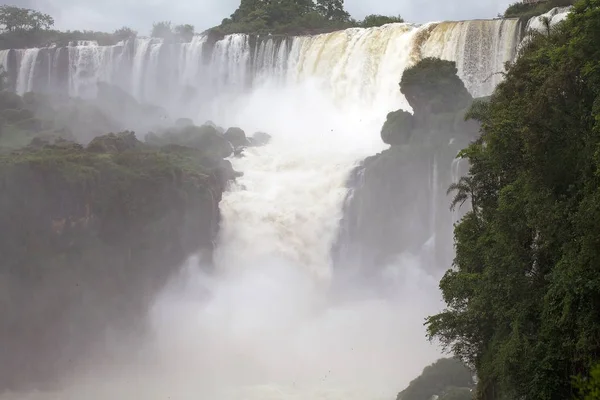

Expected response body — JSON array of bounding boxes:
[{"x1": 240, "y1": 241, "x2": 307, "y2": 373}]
[
  {"x1": 381, "y1": 109, "x2": 414, "y2": 145},
  {"x1": 360, "y1": 14, "x2": 404, "y2": 27},
  {"x1": 146, "y1": 124, "x2": 234, "y2": 161},
  {"x1": 314, "y1": 0, "x2": 350, "y2": 22},
  {"x1": 0, "y1": 133, "x2": 226, "y2": 390},
  {"x1": 440, "y1": 387, "x2": 474, "y2": 400},
  {"x1": 575, "y1": 364, "x2": 600, "y2": 400},
  {"x1": 397, "y1": 358, "x2": 474, "y2": 400},
  {"x1": 113, "y1": 26, "x2": 137, "y2": 42},
  {"x1": 426, "y1": 0, "x2": 600, "y2": 398},
  {"x1": 151, "y1": 20, "x2": 172, "y2": 38},
  {"x1": 0, "y1": 5, "x2": 138, "y2": 49},
  {"x1": 149, "y1": 21, "x2": 195, "y2": 42},
  {"x1": 174, "y1": 23, "x2": 195, "y2": 42},
  {"x1": 378, "y1": 57, "x2": 477, "y2": 147},
  {"x1": 400, "y1": 58, "x2": 473, "y2": 117},
  {"x1": 214, "y1": 0, "x2": 404, "y2": 35},
  {"x1": 503, "y1": 0, "x2": 574, "y2": 18},
  {"x1": 0, "y1": 5, "x2": 53, "y2": 32}
]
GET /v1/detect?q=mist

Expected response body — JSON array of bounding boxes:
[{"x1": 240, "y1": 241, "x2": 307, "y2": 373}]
[
  {"x1": 1, "y1": 73, "x2": 446, "y2": 399},
  {"x1": 0, "y1": 254, "x2": 444, "y2": 400},
  {"x1": 0, "y1": 13, "x2": 493, "y2": 400}
]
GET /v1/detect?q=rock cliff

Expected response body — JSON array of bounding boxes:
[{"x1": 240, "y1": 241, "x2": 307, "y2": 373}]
[
  {"x1": 0, "y1": 128, "x2": 236, "y2": 390},
  {"x1": 332, "y1": 58, "x2": 480, "y2": 283}
]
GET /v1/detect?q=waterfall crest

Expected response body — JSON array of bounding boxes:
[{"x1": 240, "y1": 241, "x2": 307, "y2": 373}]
[{"x1": 0, "y1": 12, "x2": 564, "y2": 118}]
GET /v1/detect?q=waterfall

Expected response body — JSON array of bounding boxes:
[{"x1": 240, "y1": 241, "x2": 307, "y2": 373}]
[
  {"x1": 1, "y1": 11, "x2": 567, "y2": 112},
  {"x1": 0, "y1": 9, "x2": 571, "y2": 400},
  {"x1": 0, "y1": 50, "x2": 9, "y2": 73},
  {"x1": 420, "y1": 18, "x2": 522, "y2": 97}
]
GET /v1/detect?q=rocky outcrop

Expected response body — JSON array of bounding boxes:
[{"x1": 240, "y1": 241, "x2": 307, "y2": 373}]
[
  {"x1": 0, "y1": 132, "x2": 230, "y2": 391},
  {"x1": 332, "y1": 58, "x2": 479, "y2": 282},
  {"x1": 397, "y1": 358, "x2": 474, "y2": 400}
]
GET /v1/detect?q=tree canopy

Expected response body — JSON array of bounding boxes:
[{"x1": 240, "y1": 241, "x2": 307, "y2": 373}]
[
  {"x1": 0, "y1": 6, "x2": 140, "y2": 49},
  {"x1": 0, "y1": 5, "x2": 53, "y2": 32},
  {"x1": 503, "y1": 0, "x2": 575, "y2": 18},
  {"x1": 426, "y1": 0, "x2": 600, "y2": 398},
  {"x1": 361, "y1": 14, "x2": 404, "y2": 27},
  {"x1": 397, "y1": 358, "x2": 474, "y2": 400},
  {"x1": 214, "y1": 0, "x2": 405, "y2": 35}
]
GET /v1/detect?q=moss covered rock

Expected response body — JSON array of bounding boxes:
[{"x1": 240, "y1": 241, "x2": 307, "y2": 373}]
[
  {"x1": 333, "y1": 57, "x2": 479, "y2": 283},
  {"x1": 148, "y1": 124, "x2": 234, "y2": 160},
  {"x1": 400, "y1": 58, "x2": 472, "y2": 119},
  {"x1": 250, "y1": 131, "x2": 272, "y2": 146},
  {"x1": 224, "y1": 126, "x2": 249, "y2": 148},
  {"x1": 0, "y1": 134, "x2": 227, "y2": 391},
  {"x1": 381, "y1": 109, "x2": 415, "y2": 145},
  {"x1": 397, "y1": 358, "x2": 474, "y2": 400},
  {"x1": 87, "y1": 131, "x2": 142, "y2": 153}
]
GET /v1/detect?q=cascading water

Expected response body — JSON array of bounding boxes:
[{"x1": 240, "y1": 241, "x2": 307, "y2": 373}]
[
  {"x1": 1, "y1": 12, "x2": 561, "y2": 111},
  {"x1": 0, "y1": 9, "x2": 572, "y2": 400}
]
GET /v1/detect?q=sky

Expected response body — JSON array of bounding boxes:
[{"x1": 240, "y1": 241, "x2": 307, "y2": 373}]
[{"x1": 6, "y1": 0, "x2": 515, "y2": 34}]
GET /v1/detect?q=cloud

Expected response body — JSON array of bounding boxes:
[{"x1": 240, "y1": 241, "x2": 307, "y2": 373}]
[{"x1": 4, "y1": 0, "x2": 515, "y2": 34}]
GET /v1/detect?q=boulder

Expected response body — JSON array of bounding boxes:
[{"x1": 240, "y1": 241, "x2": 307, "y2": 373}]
[
  {"x1": 224, "y1": 127, "x2": 249, "y2": 148},
  {"x1": 380, "y1": 110, "x2": 415, "y2": 146},
  {"x1": 87, "y1": 131, "x2": 142, "y2": 153},
  {"x1": 175, "y1": 118, "x2": 194, "y2": 128},
  {"x1": 250, "y1": 131, "x2": 272, "y2": 146}
]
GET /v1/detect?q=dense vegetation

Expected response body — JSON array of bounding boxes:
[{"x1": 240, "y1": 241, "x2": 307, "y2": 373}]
[
  {"x1": 0, "y1": 52, "x2": 274, "y2": 390},
  {"x1": 426, "y1": 0, "x2": 600, "y2": 398},
  {"x1": 0, "y1": 1, "x2": 406, "y2": 49},
  {"x1": 213, "y1": 0, "x2": 405, "y2": 35},
  {"x1": 0, "y1": 130, "x2": 228, "y2": 390},
  {"x1": 397, "y1": 358, "x2": 475, "y2": 400},
  {"x1": 0, "y1": 5, "x2": 139, "y2": 49},
  {"x1": 0, "y1": 6, "x2": 198, "y2": 49},
  {"x1": 503, "y1": 0, "x2": 574, "y2": 18}
]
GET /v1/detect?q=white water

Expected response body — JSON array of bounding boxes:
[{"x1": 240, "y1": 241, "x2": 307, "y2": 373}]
[
  {"x1": 1, "y1": 10, "x2": 573, "y2": 400},
  {"x1": 4, "y1": 13, "x2": 546, "y2": 110}
]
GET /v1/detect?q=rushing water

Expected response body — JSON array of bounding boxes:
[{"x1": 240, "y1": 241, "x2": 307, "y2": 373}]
[{"x1": 0, "y1": 8, "x2": 571, "y2": 400}]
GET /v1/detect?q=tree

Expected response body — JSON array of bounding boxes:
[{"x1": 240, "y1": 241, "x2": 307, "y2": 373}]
[
  {"x1": 361, "y1": 14, "x2": 404, "y2": 27},
  {"x1": 0, "y1": 5, "x2": 54, "y2": 32},
  {"x1": 174, "y1": 24, "x2": 194, "y2": 42},
  {"x1": 315, "y1": 0, "x2": 350, "y2": 22},
  {"x1": 397, "y1": 358, "x2": 474, "y2": 400},
  {"x1": 426, "y1": 0, "x2": 600, "y2": 398},
  {"x1": 113, "y1": 26, "x2": 137, "y2": 42},
  {"x1": 151, "y1": 20, "x2": 172, "y2": 38},
  {"x1": 575, "y1": 364, "x2": 600, "y2": 400}
]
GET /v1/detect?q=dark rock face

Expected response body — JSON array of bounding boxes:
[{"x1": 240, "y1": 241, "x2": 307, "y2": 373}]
[
  {"x1": 381, "y1": 109, "x2": 415, "y2": 145},
  {"x1": 332, "y1": 59, "x2": 479, "y2": 283},
  {"x1": 0, "y1": 134, "x2": 229, "y2": 391},
  {"x1": 224, "y1": 127, "x2": 249, "y2": 148},
  {"x1": 250, "y1": 131, "x2": 272, "y2": 146}
]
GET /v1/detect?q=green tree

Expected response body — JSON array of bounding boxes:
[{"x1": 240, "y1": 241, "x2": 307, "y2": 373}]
[
  {"x1": 397, "y1": 358, "x2": 474, "y2": 400},
  {"x1": 113, "y1": 26, "x2": 137, "y2": 42},
  {"x1": 315, "y1": 0, "x2": 350, "y2": 21},
  {"x1": 174, "y1": 24, "x2": 194, "y2": 42},
  {"x1": 151, "y1": 20, "x2": 172, "y2": 38},
  {"x1": 361, "y1": 14, "x2": 404, "y2": 27},
  {"x1": 0, "y1": 5, "x2": 54, "y2": 32},
  {"x1": 575, "y1": 364, "x2": 600, "y2": 400},
  {"x1": 426, "y1": 0, "x2": 600, "y2": 398}
]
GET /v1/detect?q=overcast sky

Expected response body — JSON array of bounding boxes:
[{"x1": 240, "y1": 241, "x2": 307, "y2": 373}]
[{"x1": 6, "y1": 0, "x2": 514, "y2": 34}]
